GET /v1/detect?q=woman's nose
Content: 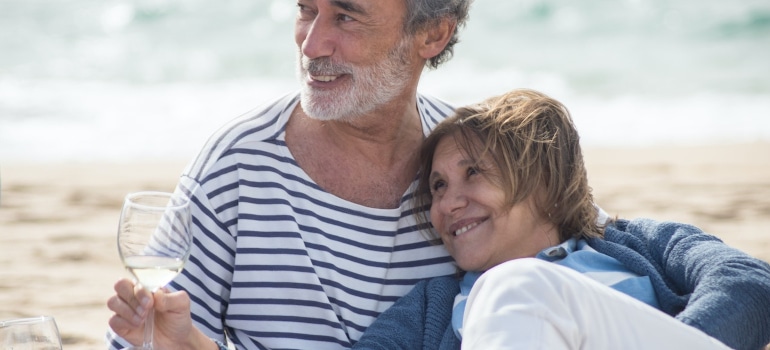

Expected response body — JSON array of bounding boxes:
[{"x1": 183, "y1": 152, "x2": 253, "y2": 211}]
[{"x1": 437, "y1": 185, "x2": 468, "y2": 215}]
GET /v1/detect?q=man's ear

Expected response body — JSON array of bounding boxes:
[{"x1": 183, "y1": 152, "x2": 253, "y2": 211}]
[{"x1": 417, "y1": 19, "x2": 457, "y2": 60}]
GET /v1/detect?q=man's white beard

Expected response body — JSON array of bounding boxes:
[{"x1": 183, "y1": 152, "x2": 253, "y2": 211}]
[{"x1": 297, "y1": 39, "x2": 412, "y2": 122}]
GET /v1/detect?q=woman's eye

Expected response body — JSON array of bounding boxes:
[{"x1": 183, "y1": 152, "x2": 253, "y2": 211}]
[
  {"x1": 431, "y1": 180, "x2": 445, "y2": 194},
  {"x1": 467, "y1": 166, "x2": 479, "y2": 177}
]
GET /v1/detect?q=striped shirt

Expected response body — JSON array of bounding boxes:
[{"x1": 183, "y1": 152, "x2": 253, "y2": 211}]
[{"x1": 108, "y1": 92, "x2": 457, "y2": 350}]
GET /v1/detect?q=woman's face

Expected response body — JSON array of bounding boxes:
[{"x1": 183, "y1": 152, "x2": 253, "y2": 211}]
[{"x1": 428, "y1": 135, "x2": 556, "y2": 272}]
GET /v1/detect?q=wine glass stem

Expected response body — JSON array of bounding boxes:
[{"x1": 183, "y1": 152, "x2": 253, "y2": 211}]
[{"x1": 143, "y1": 307, "x2": 154, "y2": 349}]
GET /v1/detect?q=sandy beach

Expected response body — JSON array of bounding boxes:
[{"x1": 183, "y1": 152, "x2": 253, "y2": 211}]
[{"x1": 1, "y1": 142, "x2": 769, "y2": 349}]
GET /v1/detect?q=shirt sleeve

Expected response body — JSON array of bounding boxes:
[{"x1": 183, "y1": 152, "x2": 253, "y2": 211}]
[
  {"x1": 626, "y1": 218, "x2": 770, "y2": 350},
  {"x1": 169, "y1": 175, "x2": 236, "y2": 341}
]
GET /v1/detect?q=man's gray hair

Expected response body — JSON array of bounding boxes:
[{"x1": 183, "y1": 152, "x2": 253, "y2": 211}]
[{"x1": 404, "y1": 0, "x2": 473, "y2": 69}]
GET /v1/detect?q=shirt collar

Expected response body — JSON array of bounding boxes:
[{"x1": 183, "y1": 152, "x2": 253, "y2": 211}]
[{"x1": 536, "y1": 237, "x2": 579, "y2": 261}]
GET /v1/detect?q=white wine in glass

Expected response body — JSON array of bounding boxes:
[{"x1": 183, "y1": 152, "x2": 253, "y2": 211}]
[
  {"x1": 123, "y1": 256, "x2": 185, "y2": 292},
  {"x1": 0, "y1": 315, "x2": 63, "y2": 350},
  {"x1": 117, "y1": 191, "x2": 192, "y2": 350}
]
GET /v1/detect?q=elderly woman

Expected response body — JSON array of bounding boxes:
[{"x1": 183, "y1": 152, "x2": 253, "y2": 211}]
[{"x1": 353, "y1": 89, "x2": 770, "y2": 350}]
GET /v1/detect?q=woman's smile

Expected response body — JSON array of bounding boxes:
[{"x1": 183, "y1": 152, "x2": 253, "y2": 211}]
[{"x1": 429, "y1": 135, "x2": 559, "y2": 272}]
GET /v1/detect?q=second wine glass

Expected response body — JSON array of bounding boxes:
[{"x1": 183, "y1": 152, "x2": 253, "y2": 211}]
[
  {"x1": 117, "y1": 191, "x2": 192, "y2": 350},
  {"x1": 0, "y1": 316, "x2": 62, "y2": 350}
]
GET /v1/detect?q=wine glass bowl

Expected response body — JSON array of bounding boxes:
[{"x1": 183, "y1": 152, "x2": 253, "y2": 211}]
[
  {"x1": 0, "y1": 316, "x2": 63, "y2": 350},
  {"x1": 117, "y1": 191, "x2": 192, "y2": 350}
]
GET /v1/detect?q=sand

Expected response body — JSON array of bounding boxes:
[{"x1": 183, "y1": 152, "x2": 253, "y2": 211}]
[{"x1": 1, "y1": 142, "x2": 769, "y2": 349}]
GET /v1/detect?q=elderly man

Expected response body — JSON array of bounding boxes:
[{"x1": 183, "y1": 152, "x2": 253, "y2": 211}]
[{"x1": 107, "y1": 0, "x2": 472, "y2": 349}]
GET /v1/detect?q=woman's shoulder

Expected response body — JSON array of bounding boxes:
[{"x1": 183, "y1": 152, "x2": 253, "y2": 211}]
[
  {"x1": 419, "y1": 275, "x2": 461, "y2": 303},
  {"x1": 425, "y1": 275, "x2": 461, "y2": 288}
]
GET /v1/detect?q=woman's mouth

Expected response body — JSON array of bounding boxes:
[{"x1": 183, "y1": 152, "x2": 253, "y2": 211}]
[{"x1": 450, "y1": 219, "x2": 485, "y2": 237}]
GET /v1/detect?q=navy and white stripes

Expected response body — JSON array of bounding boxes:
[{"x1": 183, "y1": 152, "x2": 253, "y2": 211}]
[{"x1": 108, "y1": 92, "x2": 458, "y2": 350}]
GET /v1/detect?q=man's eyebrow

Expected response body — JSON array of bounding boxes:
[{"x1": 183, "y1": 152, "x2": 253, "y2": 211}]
[{"x1": 331, "y1": 0, "x2": 367, "y2": 15}]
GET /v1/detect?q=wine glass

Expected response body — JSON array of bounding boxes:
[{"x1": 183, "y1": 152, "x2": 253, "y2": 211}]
[
  {"x1": 0, "y1": 315, "x2": 63, "y2": 350},
  {"x1": 117, "y1": 191, "x2": 192, "y2": 350}
]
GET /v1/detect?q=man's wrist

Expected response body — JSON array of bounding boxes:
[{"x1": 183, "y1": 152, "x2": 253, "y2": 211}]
[
  {"x1": 182, "y1": 327, "x2": 222, "y2": 350},
  {"x1": 212, "y1": 338, "x2": 229, "y2": 350}
]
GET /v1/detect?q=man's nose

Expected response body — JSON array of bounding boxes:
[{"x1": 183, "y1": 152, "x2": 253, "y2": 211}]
[{"x1": 299, "y1": 16, "x2": 336, "y2": 60}]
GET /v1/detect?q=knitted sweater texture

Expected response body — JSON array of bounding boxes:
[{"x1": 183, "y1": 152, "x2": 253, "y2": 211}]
[{"x1": 353, "y1": 218, "x2": 770, "y2": 350}]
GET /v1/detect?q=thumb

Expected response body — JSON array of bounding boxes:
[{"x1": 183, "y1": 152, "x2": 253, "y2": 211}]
[
  {"x1": 153, "y1": 288, "x2": 191, "y2": 314},
  {"x1": 147, "y1": 288, "x2": 196, "y2": 349}
]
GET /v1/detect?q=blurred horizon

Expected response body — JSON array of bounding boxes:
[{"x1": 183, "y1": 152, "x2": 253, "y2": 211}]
[{"x1": 2, "y1": 0, "x2": 770, "y2": 162}]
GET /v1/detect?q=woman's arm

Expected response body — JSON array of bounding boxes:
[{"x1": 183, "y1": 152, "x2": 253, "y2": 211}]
[
  {"x1": 606, "y1": 218, "x2": 770, "y2": 350},
  {"x1": 353, "y1": 277, "x2": 460, "y2": 350}
]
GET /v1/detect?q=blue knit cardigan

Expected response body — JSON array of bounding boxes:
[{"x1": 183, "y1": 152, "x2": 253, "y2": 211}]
[{"x1": 352, "y1": 218, "x2": 770, "y2": 350}]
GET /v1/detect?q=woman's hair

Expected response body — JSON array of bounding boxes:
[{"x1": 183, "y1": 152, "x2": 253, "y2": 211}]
[
  {"x1": 413, "y1": 88, "x2": 604, "y2": 242},
  {"x1": 404, "y1": 0, "x2": 473, "y2": 69}
]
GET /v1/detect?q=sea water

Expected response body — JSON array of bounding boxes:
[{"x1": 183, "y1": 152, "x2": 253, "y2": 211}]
[{"x1": 1, "y1": 0, "x2": 769, "y2": 162}]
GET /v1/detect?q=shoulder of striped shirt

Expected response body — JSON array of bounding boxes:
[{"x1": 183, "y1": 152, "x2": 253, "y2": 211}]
[
  {"x1": 182, "y1": 91, "x2": 458, "y2": 182},
  {"x1": 183, "y1": 92, "x2": 300, "y2": 181}
]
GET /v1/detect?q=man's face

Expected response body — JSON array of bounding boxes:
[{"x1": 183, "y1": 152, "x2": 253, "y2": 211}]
[{"x1": 294, "y1": 0, "x2": 416, "y2": 121}]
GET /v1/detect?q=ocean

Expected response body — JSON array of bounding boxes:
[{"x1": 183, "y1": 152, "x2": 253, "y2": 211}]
[{"x1": 1, "y1": 0, "x2": 769, "y2": 162}]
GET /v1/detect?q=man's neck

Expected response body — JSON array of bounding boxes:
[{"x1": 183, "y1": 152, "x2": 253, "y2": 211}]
[
  {"x1": 324, "y1": 96, "x2": 422, "y2": 161},
  {"x1": 285, "y1": 94, "x2": 424, "y2": 209}
]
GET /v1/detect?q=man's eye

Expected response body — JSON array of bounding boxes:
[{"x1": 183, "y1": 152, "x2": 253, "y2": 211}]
[
  {"x1": 337, "y1": 13, "x2": 354, "y2": 22},
  {"x1": 297, "y1": 3, "x2": 316, "y2": 17}
]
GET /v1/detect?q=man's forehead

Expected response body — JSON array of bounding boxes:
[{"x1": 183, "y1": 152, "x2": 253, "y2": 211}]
[
  {"x1": 329, "y1": 0, "x2": 405, "y2": 12},
  {"x1": 330, "y1": 0, "x2": 366, "y2": 13}
]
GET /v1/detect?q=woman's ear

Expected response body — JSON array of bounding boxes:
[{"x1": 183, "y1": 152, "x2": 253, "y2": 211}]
[{"x1": 417, "y1": 18, "x2": 457, "y2": 60}]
